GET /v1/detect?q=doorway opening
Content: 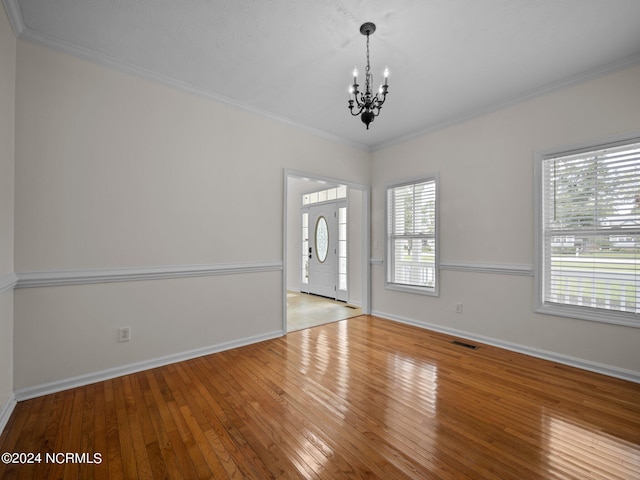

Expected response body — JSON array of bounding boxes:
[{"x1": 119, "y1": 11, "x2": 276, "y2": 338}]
[{"x1": 283, "y1": 171, "x2": 370, "y2": 332}]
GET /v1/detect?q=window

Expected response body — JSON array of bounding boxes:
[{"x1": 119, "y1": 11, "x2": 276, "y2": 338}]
[
  {"x1": 386, "y1": 176, "x2": 438, "y2": 295},
  {"x1": 302, "y1": 185, "x2": 347, "y2": 205},
  {"x1": 338, "y1": 206, "x2": 347, "y2": 291},
  {"x1": 301, "y1": 212, "x2": 309, "y2": 285},
  {"x1": 315, "y1": 216, "x2": 329, "y2": 263},
  {"x1": 535, "y1": 137, "x2": 640, "y2": 326}
]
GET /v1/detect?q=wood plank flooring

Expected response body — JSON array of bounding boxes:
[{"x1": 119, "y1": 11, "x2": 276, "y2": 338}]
[{"x1": 1, "y1": 315, "x2": 639, "y2": 479}]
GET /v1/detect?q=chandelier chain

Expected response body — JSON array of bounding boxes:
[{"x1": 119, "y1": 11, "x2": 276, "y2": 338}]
[
  {"x1": 364, "y1": 34, "x2": 372, "y2": 95},
  {"x1": 365, "y1": 33, "x2": 371, "y2": 79}
]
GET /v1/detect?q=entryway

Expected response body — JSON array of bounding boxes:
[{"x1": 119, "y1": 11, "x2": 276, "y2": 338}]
[
  {"x1": 284, "y1": 171, "x2": 370, "y2": 333},
  {"x1": 301, "y1": 197, "x2": 348, "y2": 300}
]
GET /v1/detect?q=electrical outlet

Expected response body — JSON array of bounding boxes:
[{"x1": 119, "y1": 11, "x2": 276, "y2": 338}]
[
  {"x1": 455, "y1": 303, "x2": 463, "y2": 314},
  {"x1": 118, "y1": 327, "x2": 131, "y2": 342}
]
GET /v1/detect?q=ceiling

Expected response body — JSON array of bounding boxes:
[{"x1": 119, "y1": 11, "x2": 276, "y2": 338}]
[{"x1": 4, "y1": 0, "x2": 640, "y2": 150}]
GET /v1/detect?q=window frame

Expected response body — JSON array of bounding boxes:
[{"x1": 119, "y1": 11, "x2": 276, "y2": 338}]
[
  {"x1": 533, "y1": 135, "x2": 640, "y2": 328},
  {"x1": 385, "y1": 174, "x2": 439, "y2": 297}
]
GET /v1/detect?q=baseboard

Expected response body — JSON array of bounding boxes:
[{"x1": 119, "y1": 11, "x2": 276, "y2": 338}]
[
  {"x1": 0, "y1": 393, "x2": 17, "y2": 436},
  {"x1": 14, "y1": 329, "x2": 285, "y2": 401},
  {"x1": 11, "y1": 310, "x2": 638, "y2": 404},
  {"x1": 288, "y1": 289, "x2": 362, "y2": 308},
  {"x1": 372, "y1": 310, "x2": 640, "y2": 384}
]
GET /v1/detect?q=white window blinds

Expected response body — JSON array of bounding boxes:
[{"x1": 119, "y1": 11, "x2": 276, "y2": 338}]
[
  {"x1": 540, "y1": 139, "x2": 640, "y2": 321},
  {"x1": 387, "y1": 178, "x2": 438, "y2": 294}
]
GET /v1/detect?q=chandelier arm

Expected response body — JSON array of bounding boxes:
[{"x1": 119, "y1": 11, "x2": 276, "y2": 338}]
[
  {"x1": 348, "y1": 97, "x2": 365, "y2": 116},
  {"x1": 374, "y1": 89, "x2": 388, "y2": 109},
  {"x1": 349, "y1": 100, "x2": 365, "y2": 116}
]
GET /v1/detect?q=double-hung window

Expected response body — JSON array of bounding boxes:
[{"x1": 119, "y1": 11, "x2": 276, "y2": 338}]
[
  {"x1": 386, "y1": 176, "x2": 438, "y2": 295},
  {"x1": 535, "y1": 137, "x2": 640, "y2": 326}
]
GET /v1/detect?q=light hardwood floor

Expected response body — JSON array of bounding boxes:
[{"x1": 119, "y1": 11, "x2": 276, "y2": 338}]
[
  {"x1": 286, "y1": 291, "x2": 361, "y2": 332},
  {"x1": 1, "y1": 316, "x2": 639, "y2": 479}
]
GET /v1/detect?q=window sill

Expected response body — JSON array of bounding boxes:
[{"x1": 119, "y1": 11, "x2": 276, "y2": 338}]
[
  {"x1": 385, "y1": 282, "x2": 439, "y2": 297},
  {"x1": 535, "y1": 303, "x2": 640, "y2": 328}
]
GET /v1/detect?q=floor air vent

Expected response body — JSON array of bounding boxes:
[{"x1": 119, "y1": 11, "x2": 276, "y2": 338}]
[{"x1": 451, "y1": 340, "x2": 479, "y2": 350}]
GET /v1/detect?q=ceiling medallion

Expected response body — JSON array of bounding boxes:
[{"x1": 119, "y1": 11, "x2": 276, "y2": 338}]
[{"x1": 348, "y1": 22, "x2": 389, "y2": 130}]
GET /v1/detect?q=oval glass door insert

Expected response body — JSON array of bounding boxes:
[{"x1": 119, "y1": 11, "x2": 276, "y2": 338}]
[{"x1": 315, "y1": 216, "x2": 329, "y2": 263}]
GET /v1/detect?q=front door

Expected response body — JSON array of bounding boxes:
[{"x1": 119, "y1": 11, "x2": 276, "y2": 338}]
[{"x1": 307, "y1": 203, "x2": 337, "y2": 298}]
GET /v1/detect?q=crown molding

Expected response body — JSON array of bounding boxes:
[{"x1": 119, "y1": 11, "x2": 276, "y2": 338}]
[
  {"x1": 373, "y1": 52, "x2": 640, "y2": 152},
  {"x1": 16, "y1": 261, "x2": 282, "y2": 288},
  {"x1": 1, "y1": 0, "x2": 24, "y2": 36},
  {"x1": 7, "y1": 0, "x2": 639, "y2": 154},
  {"x1": 14, "y1": 25, "x2": 370, "y2": 153}
]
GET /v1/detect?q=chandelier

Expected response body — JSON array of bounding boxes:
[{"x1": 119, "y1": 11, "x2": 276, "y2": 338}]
[{"x1": 348, "y1": 22, "x2": 389, "y2": 129}]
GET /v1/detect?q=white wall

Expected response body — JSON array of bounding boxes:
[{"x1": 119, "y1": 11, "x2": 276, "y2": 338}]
[
  {"x1": 0, "y1": 4, "x2": 16, "y2": 426},
  {"x1": 347, "y1": 188, "x2": 364, "y2": 306},
  {"x1": 7, "y1": 26, "x2": 640, "y2": 401},
  {"x1": 371, "y1": 64, "x2": 640, "y2": 376},
  {"x1": 285, "y1": 176, "x2": 314, "y2": 293},
  {"x1": 13, "y1": 40, "x2": 370, "y2": 392}
]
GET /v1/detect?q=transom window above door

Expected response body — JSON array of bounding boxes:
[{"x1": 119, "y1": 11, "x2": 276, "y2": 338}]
[{"x1": 302, "y1": 185, "x2": 347, "y2": 205}]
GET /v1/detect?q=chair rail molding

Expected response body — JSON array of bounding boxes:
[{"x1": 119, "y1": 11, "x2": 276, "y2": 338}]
[
  {"x1": 439, "y1": 261, "x2": 533, "y2": 276},
  {"x1": 0, "y1": 273, "x2": 18, "y2": 294},
  {"x1": 371, "y1": 259, "x2": 532, "y2": 276},
  {"x1": 16, "y1": 261, "x2": 283, "y2": 288}
]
